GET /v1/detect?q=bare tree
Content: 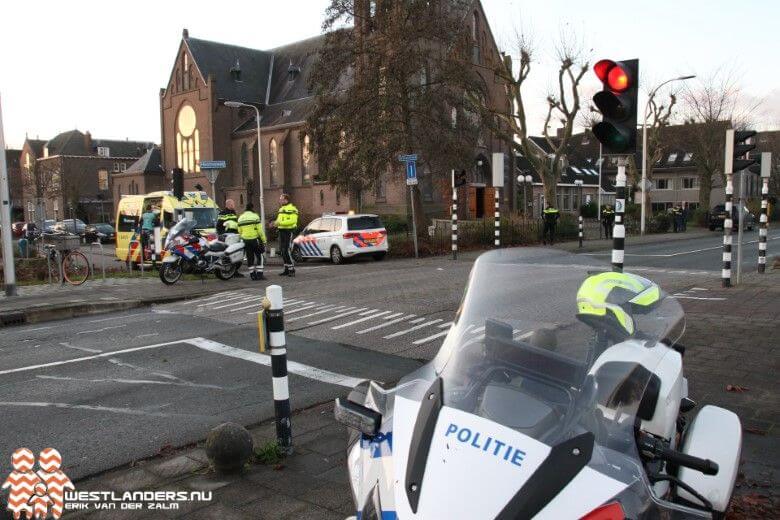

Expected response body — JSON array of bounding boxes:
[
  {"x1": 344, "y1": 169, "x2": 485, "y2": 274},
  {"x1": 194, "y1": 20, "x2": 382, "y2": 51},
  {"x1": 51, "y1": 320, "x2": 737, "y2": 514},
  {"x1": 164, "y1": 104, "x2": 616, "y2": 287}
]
[
  {"x1": 494, "y1": 27, "x2": 589, "y2": 205},
  {"x1": 641, "y1": 92, "x2": 677, "y2": 209},
  {"x1": 680, "y1": 68, "x2": 760, "y2": 209}
]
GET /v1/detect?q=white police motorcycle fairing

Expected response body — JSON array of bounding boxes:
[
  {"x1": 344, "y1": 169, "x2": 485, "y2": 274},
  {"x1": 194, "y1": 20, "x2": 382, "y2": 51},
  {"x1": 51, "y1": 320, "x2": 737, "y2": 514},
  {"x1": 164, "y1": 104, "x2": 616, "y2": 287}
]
[{"x1": 335, "y1": 249, "x2": 741, "y2": 519}]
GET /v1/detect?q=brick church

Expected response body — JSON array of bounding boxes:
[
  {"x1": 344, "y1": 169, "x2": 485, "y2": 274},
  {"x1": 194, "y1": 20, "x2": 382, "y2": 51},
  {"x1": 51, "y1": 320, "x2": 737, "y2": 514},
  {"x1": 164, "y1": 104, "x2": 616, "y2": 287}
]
[{"x1": 149, "y1": 0, "x2": 511, "y2": 221}]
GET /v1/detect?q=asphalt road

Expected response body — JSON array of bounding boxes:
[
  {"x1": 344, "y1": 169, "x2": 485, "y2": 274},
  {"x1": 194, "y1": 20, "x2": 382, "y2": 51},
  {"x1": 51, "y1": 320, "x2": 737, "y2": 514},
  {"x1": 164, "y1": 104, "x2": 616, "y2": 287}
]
[
  {"x1": 579, "y1": 228, "x2": 780, "y2": 272},
  {"x1": 0, "y1": 245, "x2": 734, "y2": 483}
]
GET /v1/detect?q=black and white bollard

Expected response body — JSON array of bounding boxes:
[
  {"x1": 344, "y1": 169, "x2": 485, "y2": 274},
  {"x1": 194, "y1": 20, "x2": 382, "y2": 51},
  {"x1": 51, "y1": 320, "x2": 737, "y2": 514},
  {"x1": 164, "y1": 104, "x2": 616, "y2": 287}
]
[
  {"x1": 722, "y1": 173, "x2": 733, "y2": 287},
  {"x1": 451, "y1": 170, "x2": 458, "y2": 261},
  {"x1": 758, "y1": 175, "x2": 769, "y2": 273},
  {"x1": 266, "y1": 285, "x2": 292, "y2": 454},
  {"x1": 494, "y1": 188, "x2": 500, "y2": 247},
  {"x1": 578, "y1": 215, "x2": 583, "y2": 248},
  {"x1": 611, "y1": 158, "x2": 627, "y2": 272}
]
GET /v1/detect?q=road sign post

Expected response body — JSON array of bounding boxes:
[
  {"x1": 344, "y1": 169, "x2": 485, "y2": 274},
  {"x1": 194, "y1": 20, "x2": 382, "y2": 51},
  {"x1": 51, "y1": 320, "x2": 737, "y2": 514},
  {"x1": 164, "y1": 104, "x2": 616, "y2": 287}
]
[
  {"x1": 492, "y1": 153, "x2": 504, "y2": 248},
  {"x1": 399, "y1": 155, "x2": 419, "y2": 258},
  {"x1": 200, "y1": 160, "x2": 226, "y2": 201},
  {"x1": 612, "y1": 157, "x2": 627, "y2": 272}
]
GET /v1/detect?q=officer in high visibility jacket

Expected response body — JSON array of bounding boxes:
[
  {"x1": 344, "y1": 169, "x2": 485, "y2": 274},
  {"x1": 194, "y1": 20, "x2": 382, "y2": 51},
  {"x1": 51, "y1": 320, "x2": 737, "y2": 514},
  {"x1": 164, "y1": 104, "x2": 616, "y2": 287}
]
[
  {"x1": 601, "y1": 205, "x2": 615, "y2": 239},
  {"x1": 217, "y1": 199, "x2": 239, "y2": 234},
  {"x1": 238, "y1": 203, "x2": 266, "y2": 280},
  {"x1": 272, "y1": 193, "x2": 299, "y2": 277},
  {"x1": 542, "y1": 205, "x2": 560, "y2": 245}
]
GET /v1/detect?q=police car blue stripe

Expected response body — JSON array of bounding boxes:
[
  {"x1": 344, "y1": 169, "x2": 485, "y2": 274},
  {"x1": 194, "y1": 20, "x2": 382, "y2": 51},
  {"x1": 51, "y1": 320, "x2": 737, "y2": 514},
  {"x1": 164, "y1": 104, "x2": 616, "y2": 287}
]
[
  {"x1": 302, "y1": 242, "x2": 315, "y2": 257},
  {"x1": 313, "y1": 243, "x2": 324, "y2": 256}
]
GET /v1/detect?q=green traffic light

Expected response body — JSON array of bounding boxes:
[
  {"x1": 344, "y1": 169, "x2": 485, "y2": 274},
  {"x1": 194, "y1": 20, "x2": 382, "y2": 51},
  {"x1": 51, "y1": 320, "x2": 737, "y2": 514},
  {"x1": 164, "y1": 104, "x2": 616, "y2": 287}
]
[{"x1": 593, "y1": 122, "x2": 630, "y2": 153}]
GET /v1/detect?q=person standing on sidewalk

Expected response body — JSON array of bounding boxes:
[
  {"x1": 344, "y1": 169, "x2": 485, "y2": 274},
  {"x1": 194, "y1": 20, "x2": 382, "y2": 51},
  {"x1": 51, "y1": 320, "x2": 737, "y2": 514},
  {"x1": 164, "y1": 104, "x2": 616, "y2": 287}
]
[
  {"x1": 271, "y1": 193, "x2": 299, "y2": 277},
  {"x1": 541, "y1": 205, "x2": 560, "y2": 245},
  {"x1": 238, "y1": 203, "x2": 266, "y2": 280},
  {"x1": 140, "y1": 204, "x2": 159, "y2": 262},
  {"x1": 216, "y1": 199, "x2": 239, "y2": 235},
  {"x1": 601, "y1": 204, "x2": 615, "y2": 239}
]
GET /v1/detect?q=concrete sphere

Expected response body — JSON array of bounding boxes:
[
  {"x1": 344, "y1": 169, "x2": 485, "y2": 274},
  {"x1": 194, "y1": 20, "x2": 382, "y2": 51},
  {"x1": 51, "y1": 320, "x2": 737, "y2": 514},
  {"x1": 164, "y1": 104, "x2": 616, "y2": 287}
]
[{"x1": 205, "y1": 422, "x2": 254, "y2": 473}]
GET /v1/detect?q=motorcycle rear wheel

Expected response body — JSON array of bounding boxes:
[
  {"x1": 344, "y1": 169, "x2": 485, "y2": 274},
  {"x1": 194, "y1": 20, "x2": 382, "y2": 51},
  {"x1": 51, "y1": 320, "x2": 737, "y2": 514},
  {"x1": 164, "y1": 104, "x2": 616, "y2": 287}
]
[
  {"x1": 215, "y1": 262, "x2": 238, "y2": 280},
  {"x1": 159, "y1": 262, "x2": 183, "y2": 285}
]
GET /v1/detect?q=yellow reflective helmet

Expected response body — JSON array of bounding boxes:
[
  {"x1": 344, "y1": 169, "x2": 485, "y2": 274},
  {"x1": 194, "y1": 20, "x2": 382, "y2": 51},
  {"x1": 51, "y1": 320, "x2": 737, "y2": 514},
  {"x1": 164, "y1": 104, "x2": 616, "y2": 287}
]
[{"x1": 576, "y1": 272, "x2": 663, "y2": 340}]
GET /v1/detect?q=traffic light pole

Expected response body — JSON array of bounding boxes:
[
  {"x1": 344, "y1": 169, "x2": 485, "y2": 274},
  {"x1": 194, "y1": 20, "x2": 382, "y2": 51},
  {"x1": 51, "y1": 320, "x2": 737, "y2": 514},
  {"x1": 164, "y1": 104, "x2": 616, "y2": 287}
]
[
  {"x1": 736, "y1": 171, "x2": 745, "y2": 284},
  {"x1": 611, "y1": 157, "x2": 627, "y2": 273},
  {"x1": 758, "y1": 153, "x2": 771, "y2": 273},
  {"x1": 722, "y1": 172, "x2": 733, "y2": 287},
  {"x1": 451, "y1": 169, "x2": 457, "y2": 261}
]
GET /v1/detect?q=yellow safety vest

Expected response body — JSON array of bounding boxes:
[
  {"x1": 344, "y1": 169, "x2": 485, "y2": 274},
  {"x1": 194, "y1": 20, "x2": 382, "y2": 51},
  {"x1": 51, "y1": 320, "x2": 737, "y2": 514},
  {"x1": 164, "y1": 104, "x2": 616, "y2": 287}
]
[
  {"x1": 237, "y1": 211, "x2": 266, "y2": 241},
  {"x1": 276, "y1": 203, "x2": 299, "y2": 230}
]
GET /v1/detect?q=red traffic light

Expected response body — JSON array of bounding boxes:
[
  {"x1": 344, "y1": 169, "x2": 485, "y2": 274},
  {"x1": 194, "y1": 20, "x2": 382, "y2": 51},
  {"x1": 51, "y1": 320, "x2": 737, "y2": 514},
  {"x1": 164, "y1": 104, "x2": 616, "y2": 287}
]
[
  {"x1": 608, "y1": 65, "x2": 630, "y2": 92},
  {"x1": 593, "y1": 59, "x2": 615, "y2": 82},
  {"x1": 594, "y1": 59, "x2": 631, "y2": 93}
]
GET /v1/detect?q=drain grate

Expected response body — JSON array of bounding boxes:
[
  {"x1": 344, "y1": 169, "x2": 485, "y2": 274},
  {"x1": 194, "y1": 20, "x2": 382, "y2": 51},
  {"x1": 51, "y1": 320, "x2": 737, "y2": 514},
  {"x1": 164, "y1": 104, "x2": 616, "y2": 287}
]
[{"x1": 0, "y1": 312, "x2": 27, "y2": 327}]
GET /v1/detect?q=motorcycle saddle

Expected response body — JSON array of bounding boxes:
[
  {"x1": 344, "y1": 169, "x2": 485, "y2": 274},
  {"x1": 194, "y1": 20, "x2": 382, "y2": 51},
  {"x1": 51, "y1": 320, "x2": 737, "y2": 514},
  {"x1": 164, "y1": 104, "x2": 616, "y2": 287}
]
[{"x1": 207, "y1": 241, "x2": 228, "y2": 252}]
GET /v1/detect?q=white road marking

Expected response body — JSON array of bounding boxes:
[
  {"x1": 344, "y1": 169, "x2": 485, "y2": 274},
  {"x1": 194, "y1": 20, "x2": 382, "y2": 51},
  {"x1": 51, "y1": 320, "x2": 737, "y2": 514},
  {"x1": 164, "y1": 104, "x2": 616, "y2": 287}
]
[
  {"x1": 357, "y1": 315, "x2": 417, "y2": 334},
  {"x1": 331, "y1": 311, "x2": 391, "y2": 330},
  {"x1": 0, "y1": 339, "x2": 186, "y2": 376},
  {"x1": 299, "y1": 265, "x2": 329, "y2": 270},
  {"x1": 59, "y1": 342, "x2": 102, "y2": 354},
  {"x1": 36, "y1": 375, "x2": 225, "y2": 390},
  {"x1": 0, "y1": 401, "x2": 207, "y2": 418},
  {"x1": 690, "y1": 287, "x2": 708, "y2": 291},
  {"x1": 359, "y1": 309, "x2": 379, "y2": 316},
  {"x1": 187, "y1": 338, "x2": 365, "y2": 388},
  {"x1": 197, "y1": 294, "x2": 248, "y2": 307},
  {"x1": 22, "y1": 326, "x2": 54, "y2": 332},
  {"x1": 76, "y1": 324, "x2": 127, "y2": 335},
  {"x1": 438, "y1": 322, "x2": 454, "y2": 329},
  {"x1": 281, "y1": 303, "x2": 326, "y2": 316},
  {"x1": 287, "y1": 305, "x2": 349, "y2": 322},
  {"x1": 383, "y1": 312, "x2": 404, "y2": 320},
  {"x1": 88, "y1": 314, "x2": 140, "y2": 323},
  {"x1": 212, "y1": 296, "x2": 264, "y2": 310},
  {"x1": 409, "y1": 318, "x2": 426, "y2": 324},
  {"x1": 384, "y1": 319, "x2": 443, "y2": 339},
  {"x1": 306, "y1": 308, "x2": 366, "y2": 326},
  {"x1": 137, "y1": 333, "x2": 160, "y2": 339},
  {"x1": 412, "y1": 330, "x2": 449, "y2": 345}
]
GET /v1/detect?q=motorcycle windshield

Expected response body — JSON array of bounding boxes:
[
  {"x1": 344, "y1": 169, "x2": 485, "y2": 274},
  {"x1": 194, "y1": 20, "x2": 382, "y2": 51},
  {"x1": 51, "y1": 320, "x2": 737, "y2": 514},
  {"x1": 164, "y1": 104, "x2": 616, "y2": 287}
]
[
  {"x1": 392, "y1": 249, "x2": 685, "y2": 518},
  {"x1": 165, "y1": 218, "x2": 196, "y2": 244}
]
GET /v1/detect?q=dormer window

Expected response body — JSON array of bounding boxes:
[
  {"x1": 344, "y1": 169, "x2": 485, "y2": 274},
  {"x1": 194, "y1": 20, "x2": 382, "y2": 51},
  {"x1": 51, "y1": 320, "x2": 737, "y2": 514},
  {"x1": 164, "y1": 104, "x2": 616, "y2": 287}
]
[
  {"x1": 97, "y1": 146, "x2": 110, "y2": 158},
  {"x1": 683, "y1": 152, "x2": 693, "y2": 162},
  {"x1": 667, "y1": 153, "x2": 678, "y2": 163},
  {"x1": 287, "y1": 63, "x2": 301, "y2": 82},
  {"x1": 230, "y1": 59, "x2": 242, "y2": 81},
  {"x1": 43, "y1": 146, "x2": 49, "y2": 158}
]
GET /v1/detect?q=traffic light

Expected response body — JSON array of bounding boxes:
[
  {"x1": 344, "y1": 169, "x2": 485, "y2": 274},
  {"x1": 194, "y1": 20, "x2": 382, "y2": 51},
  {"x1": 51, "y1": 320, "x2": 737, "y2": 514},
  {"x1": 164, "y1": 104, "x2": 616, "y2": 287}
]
[
  {"x1": 591, "y1": 59, "x2": 639, "y2": 154},
  {"x1": 454, "y1": 169, "x2": 468, "y2": 188},
  {"x1": 725, "y1": 129, "x2": 757, "y2": 173},
  {"x1": 171, "y1": 168, "x2": 184, "y2": 199}
]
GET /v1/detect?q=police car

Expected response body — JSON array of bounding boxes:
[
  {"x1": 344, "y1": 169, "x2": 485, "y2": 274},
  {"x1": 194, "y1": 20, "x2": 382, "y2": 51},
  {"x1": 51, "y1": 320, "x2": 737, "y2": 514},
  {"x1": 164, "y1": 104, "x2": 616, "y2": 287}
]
[{"x1": 292, "y1": 213, "x2": 388, "y2": 264}]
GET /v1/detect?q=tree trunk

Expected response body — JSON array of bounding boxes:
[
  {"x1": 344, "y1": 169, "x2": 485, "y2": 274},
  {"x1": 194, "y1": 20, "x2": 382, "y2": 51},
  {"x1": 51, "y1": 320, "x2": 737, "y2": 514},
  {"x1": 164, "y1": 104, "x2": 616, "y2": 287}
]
[
  {"x1": 543, "y1": 176, "x2": 556, "y2": 209},
  {"x1": 698, "y1": 170, "x2": 713, "y2": 209}
]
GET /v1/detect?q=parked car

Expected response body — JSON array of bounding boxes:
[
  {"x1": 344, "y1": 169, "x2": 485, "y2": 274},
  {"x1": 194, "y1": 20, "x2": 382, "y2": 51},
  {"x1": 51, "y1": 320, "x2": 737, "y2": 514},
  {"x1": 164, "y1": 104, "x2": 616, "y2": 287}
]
[
  {"x1": 42, "y1": 219, "x2": 57, "y2": 233},
  {"x1": 53, "y1": 218, "x2": 87, "y2": 235},
  {"x1": 292, "y1": 213, "x2": 388, "y2": 264},
  {"x1": 708, "y1": 204, "x2": 755, "y2": 231},
  {"x1": 11, "y1": 222, "x2": 25, "y2": 238},
  {"x1": 84, "y1": 223, "x2": 116, "y2": 243}
]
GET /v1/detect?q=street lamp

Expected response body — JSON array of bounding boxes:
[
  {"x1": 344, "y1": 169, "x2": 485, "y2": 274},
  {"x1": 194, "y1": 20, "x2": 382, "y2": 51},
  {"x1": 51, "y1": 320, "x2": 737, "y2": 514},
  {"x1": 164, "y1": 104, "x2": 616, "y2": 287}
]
[
  {"x1": 640, "y1": 74, "x2": 696, "y2": 235},
  {"x1": 222, "y1": 100, "x2": 267, "y2": 239},
  {"x1": 517, "y1": 174, "x2": 533, "y2": 217}
]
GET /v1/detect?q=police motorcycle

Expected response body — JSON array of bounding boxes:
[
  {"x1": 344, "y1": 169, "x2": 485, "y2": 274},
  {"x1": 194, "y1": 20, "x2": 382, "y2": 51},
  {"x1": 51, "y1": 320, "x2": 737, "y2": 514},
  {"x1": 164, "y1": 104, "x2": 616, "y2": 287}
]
[
  {"x1": 335, "y1": 249, "x2": 741, "y2": 519},
  {"x1": 158, "y1": 218, "x2": 245, "y2": 285}
]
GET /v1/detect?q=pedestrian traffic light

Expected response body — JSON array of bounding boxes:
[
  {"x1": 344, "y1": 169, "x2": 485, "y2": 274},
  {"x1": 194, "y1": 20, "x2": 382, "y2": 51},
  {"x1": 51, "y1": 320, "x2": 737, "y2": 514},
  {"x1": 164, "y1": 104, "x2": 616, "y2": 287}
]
[
  {"x1": 725, "y1": 129, "x2": 757, "y2": 173},
  {"x1": 592, "y1": 59, "x2": 639, "y2": 154},
  {"x1": 454, "y1": 169, "x2": 468, "y2": 188}
]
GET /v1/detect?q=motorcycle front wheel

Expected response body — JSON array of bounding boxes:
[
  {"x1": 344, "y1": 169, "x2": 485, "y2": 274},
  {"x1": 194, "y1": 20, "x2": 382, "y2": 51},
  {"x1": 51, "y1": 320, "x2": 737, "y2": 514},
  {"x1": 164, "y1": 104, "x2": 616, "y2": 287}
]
[
  {"x1": 215, "y1": 261, "x2": 238, "y2": 280},
  {"x1": 159, "y1": 261, "x2": 183, "y2": 285}
]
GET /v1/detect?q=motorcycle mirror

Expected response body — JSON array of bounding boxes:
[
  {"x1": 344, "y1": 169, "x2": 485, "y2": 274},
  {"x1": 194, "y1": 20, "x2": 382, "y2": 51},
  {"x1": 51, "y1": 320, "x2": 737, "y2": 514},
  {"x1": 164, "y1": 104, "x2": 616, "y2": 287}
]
[{"x1": 334, "y1": 398, "x2": 382, "y2": 437}]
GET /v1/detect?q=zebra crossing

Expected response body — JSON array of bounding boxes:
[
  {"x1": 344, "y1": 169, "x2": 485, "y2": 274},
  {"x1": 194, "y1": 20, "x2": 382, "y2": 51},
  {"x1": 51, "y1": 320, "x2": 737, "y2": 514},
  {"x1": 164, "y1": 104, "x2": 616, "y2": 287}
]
[{"x1": 157, "y1": 290, "x2": 463, "y2": 357}]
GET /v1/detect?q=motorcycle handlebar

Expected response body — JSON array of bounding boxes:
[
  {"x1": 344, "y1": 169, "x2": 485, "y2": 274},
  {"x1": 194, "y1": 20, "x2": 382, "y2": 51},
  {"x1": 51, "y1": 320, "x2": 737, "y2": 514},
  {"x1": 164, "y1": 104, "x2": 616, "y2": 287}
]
[{"x1": 638, "y1": 432, "x2": 719, "y2": 476}]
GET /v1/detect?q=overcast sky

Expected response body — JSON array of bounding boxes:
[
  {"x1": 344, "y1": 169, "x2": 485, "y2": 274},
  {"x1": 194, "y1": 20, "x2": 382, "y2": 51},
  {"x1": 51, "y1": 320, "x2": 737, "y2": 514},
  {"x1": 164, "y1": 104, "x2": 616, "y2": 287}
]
[{"x1": 1, "y1": 0, "x2": 778, "y2": 149}]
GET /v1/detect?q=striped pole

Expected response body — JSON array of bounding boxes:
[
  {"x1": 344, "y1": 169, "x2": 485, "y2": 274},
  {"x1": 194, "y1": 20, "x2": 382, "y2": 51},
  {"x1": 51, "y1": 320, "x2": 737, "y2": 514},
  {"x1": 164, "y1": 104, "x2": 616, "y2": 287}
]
[
  {"x1": 611, "y1": 158, "x2": 627, "y2": 272},
  {"x1": 451, "y1": 170, "x2": 457, "y2": 260},
  {"x1": 578, "y1": 215, "x2": 583, "y2": 248},
  {"x1": 494, "y1": 187, "x2": 500, "y2": 247},
  {"x1": 722, "y1": 173, "x2": 733, "y2": 287},
  {"x1": 758, "y1": 176, "x2": 769, "y2": 273},
  {"x1": 266, "y1": 285, "x2": 292, "y2": 454}
]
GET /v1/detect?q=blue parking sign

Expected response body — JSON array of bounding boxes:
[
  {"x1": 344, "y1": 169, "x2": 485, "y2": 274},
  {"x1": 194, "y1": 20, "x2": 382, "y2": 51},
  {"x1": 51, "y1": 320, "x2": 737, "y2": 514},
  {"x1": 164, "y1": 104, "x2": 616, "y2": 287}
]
[{"x1": 406, "y1": 160, "x2": 418, "y2": 185}]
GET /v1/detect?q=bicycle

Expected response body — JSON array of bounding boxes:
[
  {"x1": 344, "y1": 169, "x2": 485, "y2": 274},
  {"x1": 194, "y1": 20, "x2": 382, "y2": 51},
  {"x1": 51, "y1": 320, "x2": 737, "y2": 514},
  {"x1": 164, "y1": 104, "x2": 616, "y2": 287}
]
[{"x1": 41, "y1": 233, "x2": 91, "y2": 286}]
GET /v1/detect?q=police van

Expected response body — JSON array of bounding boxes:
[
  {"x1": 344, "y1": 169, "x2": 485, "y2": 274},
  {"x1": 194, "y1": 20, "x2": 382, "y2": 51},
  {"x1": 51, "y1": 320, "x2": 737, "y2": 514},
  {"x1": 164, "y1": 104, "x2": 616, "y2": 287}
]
[{"x1": 292, "y1": 213, "x2": 388, "y2": 264}]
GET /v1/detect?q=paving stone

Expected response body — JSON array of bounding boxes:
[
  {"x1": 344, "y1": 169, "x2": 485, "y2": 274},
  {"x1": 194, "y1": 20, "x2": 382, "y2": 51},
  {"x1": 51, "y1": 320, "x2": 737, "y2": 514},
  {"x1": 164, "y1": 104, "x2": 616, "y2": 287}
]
[
  {"x1": 298, "y1": 426, "x2": 349, "y2": 456},
  {"x1": 297, "y1": 479, "x2": 354, "y2": 511},
  {"x1": 213, "y1": 476, "x2": 275, "y2": 509},
  {"x1": 147, "y1": 454, "x2": 207, "y2": 479},
  {"x1": 283, "y1": 451, "x2": 344, "y2": 476},
  {"x1": 99, "y1": 467, "x2": 162, "y2": 492},
  {"x1": 240, "y1": 493, "x2": 310, "y2": 519},
  {"x1": 317, "y1": 465, "x2": 351, "y2": 486},
  {"x1": 175, "y1": 503, "x2": 246, "y2": 519},
  {"x1": 181, "y1": 474, "x2": 236, "y2": 492},
  {"x1": 185, "y1": 449, "x2": 210, "y2": 465}
]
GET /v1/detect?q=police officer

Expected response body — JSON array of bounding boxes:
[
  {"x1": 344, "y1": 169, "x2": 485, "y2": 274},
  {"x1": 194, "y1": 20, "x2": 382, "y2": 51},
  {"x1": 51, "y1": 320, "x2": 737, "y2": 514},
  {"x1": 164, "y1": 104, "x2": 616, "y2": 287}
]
[
  {"x1": 542, "y1": 205, "x2": 560, "y2": 245},
  {"x1": 671, "y1": 205, "x2": 682, "y2": 233},
  {"x1": 140, "y1": 204, "x2": 159, "y2": 262},
  {"x1": 238, "y1": 203, "x2": 266, "y2": 280},
  {"x1": 217, "y1": 199, "x2": 239, "y2": 235},
  {"x1": 271, "y1": 193, "x2": 299, "y2": 277},
  {"x1": 601, "y1": 204, "x2": 615, "y2": 239}
]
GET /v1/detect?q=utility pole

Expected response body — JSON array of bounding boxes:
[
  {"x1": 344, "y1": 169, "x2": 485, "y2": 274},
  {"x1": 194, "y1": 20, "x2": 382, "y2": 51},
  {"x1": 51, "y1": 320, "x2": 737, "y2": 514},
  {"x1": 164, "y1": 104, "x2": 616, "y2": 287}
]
[{"x1": 0, "y1": 93, "x2": 18, "y2": 296}]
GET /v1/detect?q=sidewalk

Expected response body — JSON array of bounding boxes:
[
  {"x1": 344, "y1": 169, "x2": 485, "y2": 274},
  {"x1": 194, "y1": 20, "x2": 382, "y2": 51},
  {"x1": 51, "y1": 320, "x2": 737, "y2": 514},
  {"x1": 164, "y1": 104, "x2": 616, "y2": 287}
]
[{"x1": 554, "y1": 227, "x2": 712, "y2": 253}]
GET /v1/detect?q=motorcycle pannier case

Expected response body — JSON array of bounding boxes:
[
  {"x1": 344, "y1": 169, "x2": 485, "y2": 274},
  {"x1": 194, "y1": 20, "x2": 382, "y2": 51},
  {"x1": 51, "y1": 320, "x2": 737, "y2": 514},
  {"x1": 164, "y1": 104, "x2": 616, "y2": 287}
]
[{"x1": 677, "y1": 405, "x2": 741, "y2": 513}]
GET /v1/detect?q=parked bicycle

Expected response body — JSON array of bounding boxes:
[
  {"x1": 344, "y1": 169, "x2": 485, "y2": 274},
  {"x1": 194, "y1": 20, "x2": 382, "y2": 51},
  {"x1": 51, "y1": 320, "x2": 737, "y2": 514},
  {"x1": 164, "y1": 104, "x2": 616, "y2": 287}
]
[{"x1": 41, "y1": 233, "x2": 91, "y2": 286}]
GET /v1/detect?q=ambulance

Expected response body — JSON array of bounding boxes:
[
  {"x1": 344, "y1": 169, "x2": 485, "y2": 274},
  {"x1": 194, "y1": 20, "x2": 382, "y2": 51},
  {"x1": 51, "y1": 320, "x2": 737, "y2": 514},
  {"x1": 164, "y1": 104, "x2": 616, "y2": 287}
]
[{"x1": 115, "y1": 191, "x2": 218, "y2": 264}]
